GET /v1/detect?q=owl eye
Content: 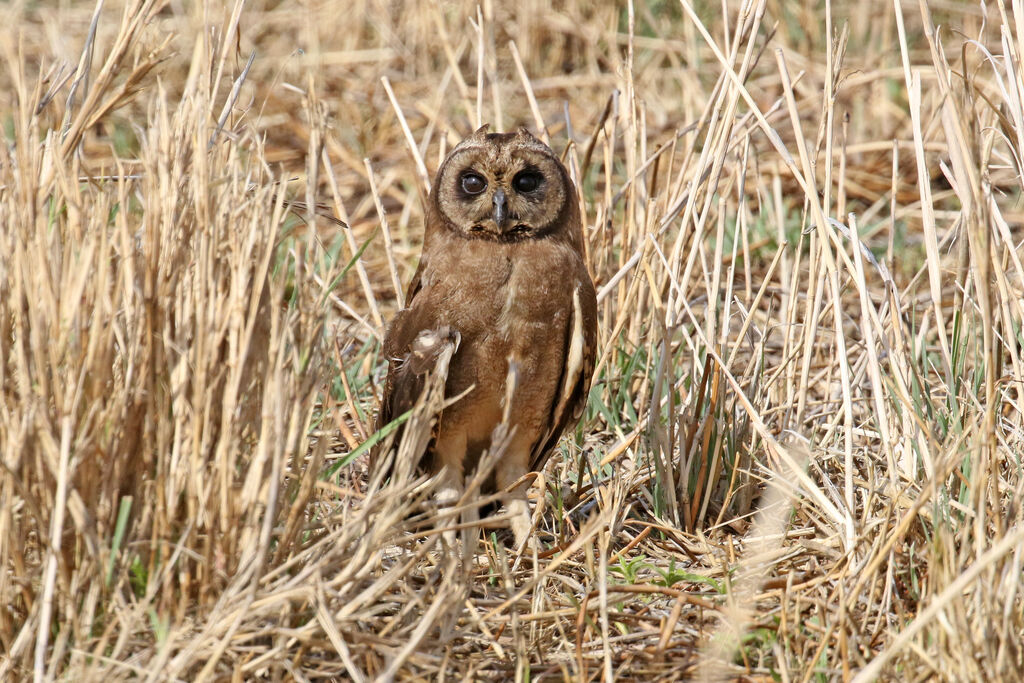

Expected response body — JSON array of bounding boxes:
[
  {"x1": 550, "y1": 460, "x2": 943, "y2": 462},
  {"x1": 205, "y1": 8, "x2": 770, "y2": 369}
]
[
  {"x1": 512, "y1": 171, "x2": 543, "y2": 193},
  {"x1": 460, "y1": 172, "x2": 487, "y2": 195}
]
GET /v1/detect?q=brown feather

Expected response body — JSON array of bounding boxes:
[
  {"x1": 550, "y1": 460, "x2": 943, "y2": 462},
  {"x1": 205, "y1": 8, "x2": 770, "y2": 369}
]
[{"x1": 375, "y1": 128, "x2": 598, "y2": 547}]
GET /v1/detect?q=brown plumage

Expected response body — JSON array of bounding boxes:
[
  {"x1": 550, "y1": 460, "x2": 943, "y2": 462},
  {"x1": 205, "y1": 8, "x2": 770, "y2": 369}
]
[{"x1": 376, "y1": 125, "x2": 598, "y2": 548}]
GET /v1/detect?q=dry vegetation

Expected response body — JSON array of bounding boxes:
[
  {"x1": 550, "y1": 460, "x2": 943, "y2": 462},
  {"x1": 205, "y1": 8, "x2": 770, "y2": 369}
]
[{"x1": 2, "y1": 0, "x2": 1024, "y2": 679}]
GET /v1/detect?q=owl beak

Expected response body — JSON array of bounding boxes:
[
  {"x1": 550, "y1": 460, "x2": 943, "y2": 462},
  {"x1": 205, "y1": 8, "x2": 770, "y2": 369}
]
[{"x1": 492, "y1": 188, "x2": 508, "y2": 228}]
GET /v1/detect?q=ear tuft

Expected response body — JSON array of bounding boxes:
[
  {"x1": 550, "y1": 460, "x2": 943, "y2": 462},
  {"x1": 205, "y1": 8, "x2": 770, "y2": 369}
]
[
  {"x1": 515, "y1": 126, "x2": 538, "y2": 140},
  {"x1": 470, "y1": 123, "x2": 491, "y2": 139}
]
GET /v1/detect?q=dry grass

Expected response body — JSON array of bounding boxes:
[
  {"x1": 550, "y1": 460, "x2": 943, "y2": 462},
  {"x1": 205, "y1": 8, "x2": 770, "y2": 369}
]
[{"x1": 2, "y1": 0, "x2": 1023, "y2": 680}]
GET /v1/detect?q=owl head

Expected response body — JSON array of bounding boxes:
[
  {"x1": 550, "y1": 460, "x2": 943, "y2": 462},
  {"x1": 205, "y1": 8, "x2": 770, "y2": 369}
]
[{"x1": 429, "y1": 125, "x2": 580, "y2": 244}]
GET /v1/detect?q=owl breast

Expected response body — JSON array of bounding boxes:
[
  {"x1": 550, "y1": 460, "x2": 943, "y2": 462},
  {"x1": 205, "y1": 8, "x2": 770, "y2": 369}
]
[{"x1": 420, "y1": 236, "x2": 583, "y2": 462}]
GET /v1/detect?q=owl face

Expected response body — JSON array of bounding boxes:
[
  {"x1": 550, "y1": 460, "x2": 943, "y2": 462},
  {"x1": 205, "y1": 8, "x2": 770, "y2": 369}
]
[{"x1": 432, "y1": 126, "x2": 571, "y2": 241}]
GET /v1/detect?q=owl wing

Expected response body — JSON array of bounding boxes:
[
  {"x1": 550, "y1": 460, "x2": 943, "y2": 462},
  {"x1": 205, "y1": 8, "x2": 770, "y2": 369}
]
[
  {"x1": 373, "y1": 256, "x2": 461, "y2": 480},
  {"x1": 528, "y1": 273, "x2": 598, "y2": 473},
  {"x1": 378, "y1": 256, "x2": 432, "y2": 428}
]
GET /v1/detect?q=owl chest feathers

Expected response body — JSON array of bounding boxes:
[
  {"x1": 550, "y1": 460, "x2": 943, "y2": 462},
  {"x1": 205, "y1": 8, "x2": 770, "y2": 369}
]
[
  {"x1": 401, "y1": 235, "x2": 584, "y2": 443},
  {"x1": 423, "y1": 236, "x2": 577, "y2": 353}
]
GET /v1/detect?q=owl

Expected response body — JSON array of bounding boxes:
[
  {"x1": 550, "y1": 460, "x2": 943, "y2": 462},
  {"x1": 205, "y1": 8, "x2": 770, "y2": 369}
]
[{"x1": 376, "y1": 125, "x2": 598, "y2": 550}]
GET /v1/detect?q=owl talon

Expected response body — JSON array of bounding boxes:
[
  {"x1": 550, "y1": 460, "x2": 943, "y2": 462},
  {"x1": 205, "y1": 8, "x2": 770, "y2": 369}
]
[{"x1": 406, "y1": 327, "x2": 461, "y2": 374}]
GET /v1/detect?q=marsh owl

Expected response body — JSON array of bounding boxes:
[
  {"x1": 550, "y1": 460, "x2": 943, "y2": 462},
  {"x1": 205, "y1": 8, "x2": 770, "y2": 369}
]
[{"x1": 377, "y1": 125, "x2": 598, "y2": 549}]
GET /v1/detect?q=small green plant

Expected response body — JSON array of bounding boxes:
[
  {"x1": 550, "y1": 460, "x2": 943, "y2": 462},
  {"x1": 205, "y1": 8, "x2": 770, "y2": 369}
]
[
  {"x1": 609, "y1": 554, "x2": 648, "y2": 584},
  {"x1": 129, "y1": 557, "x2": 148, "y2": 600},
  {"x1": 651, "y1": 559, "x2": 722, "y2": 593},
  {"x1": 105, "y1": 496, "x2": 133, "y2": 588},
  {"x1": 148, "y1": 609, "x2": 170, "y2": 645}
]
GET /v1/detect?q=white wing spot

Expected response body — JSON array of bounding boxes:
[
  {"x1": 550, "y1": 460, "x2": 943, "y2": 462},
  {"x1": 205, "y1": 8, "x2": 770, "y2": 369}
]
[{"x1": 555, "y1": 285, "x2": 585, "y2": 419}]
